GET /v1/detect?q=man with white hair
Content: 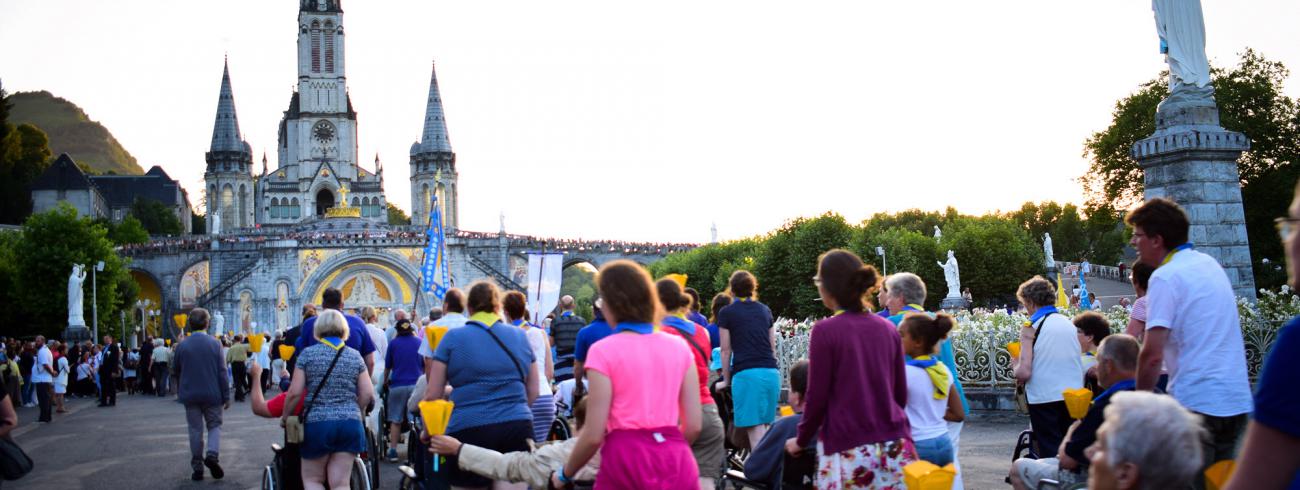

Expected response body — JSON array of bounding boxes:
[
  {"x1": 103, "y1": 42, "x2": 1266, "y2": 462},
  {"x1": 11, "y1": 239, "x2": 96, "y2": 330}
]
[{"x1": 1086, "y1": 391, "x2": 1205, "y2": 490}]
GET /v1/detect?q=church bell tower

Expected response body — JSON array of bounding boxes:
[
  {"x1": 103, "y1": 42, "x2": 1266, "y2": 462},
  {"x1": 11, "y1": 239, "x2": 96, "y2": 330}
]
[
  {"x1": 410, "y1": 62, "x2": 458, "y2": 230},
  {"x1": 204, "y1": 59, "x2": 254, "y2": 233}
]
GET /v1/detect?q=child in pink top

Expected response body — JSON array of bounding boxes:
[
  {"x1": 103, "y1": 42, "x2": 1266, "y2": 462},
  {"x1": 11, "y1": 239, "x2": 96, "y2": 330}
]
[{"x1": 555, "y1": 260, "x2": 702, "y2": 490}]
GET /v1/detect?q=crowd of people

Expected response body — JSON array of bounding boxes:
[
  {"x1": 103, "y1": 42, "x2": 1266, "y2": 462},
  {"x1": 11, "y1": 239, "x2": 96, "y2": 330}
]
[{"x1": 9, "y1": 182, "x2": 1300, "y2": 489}]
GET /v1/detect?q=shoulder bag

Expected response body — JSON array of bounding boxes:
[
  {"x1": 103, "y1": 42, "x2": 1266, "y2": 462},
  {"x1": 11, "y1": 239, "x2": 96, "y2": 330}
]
[
  {"x1": 285, "y1": 346, "x2": 345, "y2": 444},
  {"x1": 477, "y1": 321, "x2": 526, "y2": 387}
]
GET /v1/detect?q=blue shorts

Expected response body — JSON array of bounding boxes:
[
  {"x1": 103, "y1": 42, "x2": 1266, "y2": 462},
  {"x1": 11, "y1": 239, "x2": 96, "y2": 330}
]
[
  {"x1": 301, "y1": 418, "x2": 366, "y2": 460},
  {"x1": 914, "y1": 433, "x2": 954, "y2": 467},
  {"x1": 386, "y1": 385, "x2": 415, "y2": 423},
  {"x1": 732, "y1": 368, "x2": 780, "y2": 428}
]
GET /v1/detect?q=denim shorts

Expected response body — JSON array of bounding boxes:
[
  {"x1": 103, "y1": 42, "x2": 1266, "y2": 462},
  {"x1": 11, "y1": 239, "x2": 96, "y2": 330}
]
[
  {"x1": 386, "y1": 385, "x2": 415, "y2": 423},
  {"x1": 913, "y1": 433, "x2": 954, "y2": 467},
  {"x1": 301, "y1": 418, "x2": 366, "y2": 460}
]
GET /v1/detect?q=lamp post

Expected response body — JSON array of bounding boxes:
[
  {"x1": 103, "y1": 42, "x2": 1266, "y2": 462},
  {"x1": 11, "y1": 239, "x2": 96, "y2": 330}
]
[
  {"x1": 876, "y1": 246, "x2": 887, "y2": 275},
  {"x1": 92, "y1": 260, "x2": 104, "y2": 341}
]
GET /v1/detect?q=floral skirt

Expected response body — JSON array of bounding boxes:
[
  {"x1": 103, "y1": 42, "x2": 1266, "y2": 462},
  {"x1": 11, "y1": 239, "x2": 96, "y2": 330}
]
[{"x1": 816, "y1": 438, "x2": 917, "y2": 490}]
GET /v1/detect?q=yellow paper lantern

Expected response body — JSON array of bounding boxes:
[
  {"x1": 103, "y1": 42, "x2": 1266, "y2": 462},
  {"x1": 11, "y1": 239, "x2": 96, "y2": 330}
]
[
  {"x1": 248, "y1": 334, "x2": 265, "y2": 354},
  {"x1": 1063, "y1": 388, "x2": 1094, "y2": 419},
  {"x1": 174, "y1": 313, "x2": 188, "y2": 329},
  {"x1": 1204, "y1": 460, "x2": 1236, "y2": 490},
  {"x1": 419, "y1": 400, "x2": 455, "y2": 436},
  {"x1": 663, "y1": 273, "x2": 688, "y2": 288},
  {"x1": 1007, "y1": 342, "x2": 1022, "y2": 359},
  {"x1": 425, "y1": 325, "x2": 449, "y2": 353},
  {"x1": 903, "y1": 461, "x2": 957, "y2": 490},
  {"x1": 279, "y1": 345, "x2": 296, "y2": 360}
]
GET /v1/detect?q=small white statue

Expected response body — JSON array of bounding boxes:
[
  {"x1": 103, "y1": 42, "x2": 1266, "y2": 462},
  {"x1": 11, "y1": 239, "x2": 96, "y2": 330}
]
[
  {"x1": 1044, "y1": 233, "x2": 1056, "y2": 270},
  {"x1": 68, "y1": 264, "x2": 86, "y2": 326},
  {"x1": 211, "y1": 210, "x2": 222, "y2": 235},
  {"x1": 212, "y1": 311, "x2": 225, "y2": 336},
  {"x1": 933, "y1": 225, "x2": 942, "y2": 241},
  {"x1": 937, "y1": 250, "x2": 961, "y2": 299}
]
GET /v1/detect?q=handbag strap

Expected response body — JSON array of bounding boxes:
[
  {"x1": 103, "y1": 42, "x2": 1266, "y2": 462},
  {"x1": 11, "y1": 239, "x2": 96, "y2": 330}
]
[
  {"x1": 664, "y1": 322, "x2": 708, "y2": 364},
  {"x1": 475, "y1": 321, "x2": 526, "y2": 387},
  {"x1": 1030, "y1": 312, "x2": 1058, "y2": 349},
  {"x1": 300, "y1": 346, "x2": 345, "y2": 422}
]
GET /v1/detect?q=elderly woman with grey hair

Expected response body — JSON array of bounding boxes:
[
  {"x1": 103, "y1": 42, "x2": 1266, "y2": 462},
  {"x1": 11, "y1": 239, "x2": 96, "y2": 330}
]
[
  {"x1": 883, "y1": 272, "x2": 970, "y2": 489},
  {"x1": 282, "y1": 309, "x2": 375, "y2": 490},
  {"x1": 1012, "y1": 276, "x2": 1083, "y2": 460},
  {"x1": 1086, "y1": 391, "x2": 1205, "y2": 489}
]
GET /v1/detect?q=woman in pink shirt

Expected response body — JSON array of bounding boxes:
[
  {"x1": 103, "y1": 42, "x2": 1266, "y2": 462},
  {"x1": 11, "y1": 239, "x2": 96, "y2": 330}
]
[{"x1": 554, "y1": 260, "x2": 702, "y2": 489}]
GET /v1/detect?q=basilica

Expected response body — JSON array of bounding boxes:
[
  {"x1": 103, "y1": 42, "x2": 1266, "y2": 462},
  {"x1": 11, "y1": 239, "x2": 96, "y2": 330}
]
[
  {"x1": 207, "y1": 0, "x2": 457, "y2": 233},
  {"x1": 116, "y1": 0, "x2": 684, "y2": 338}
]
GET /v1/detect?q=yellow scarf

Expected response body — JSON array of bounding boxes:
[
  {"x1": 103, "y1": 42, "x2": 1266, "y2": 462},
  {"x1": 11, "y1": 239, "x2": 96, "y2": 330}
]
[{"x1": 909, "y1": 355, "x2": 951, "y2": 400}]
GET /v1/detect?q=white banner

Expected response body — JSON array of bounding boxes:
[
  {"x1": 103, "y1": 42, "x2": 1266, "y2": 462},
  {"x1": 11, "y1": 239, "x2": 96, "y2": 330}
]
[{"x1": 526, "y1": 253, "x2": 565, "y2": 324}]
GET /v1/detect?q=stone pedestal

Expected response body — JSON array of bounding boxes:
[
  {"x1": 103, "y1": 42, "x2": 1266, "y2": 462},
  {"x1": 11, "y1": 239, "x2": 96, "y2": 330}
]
[
  {"x1": 63, "y1": 324, "x2": 91, "y2": 344},
  {"x1": 940, "y1": 296, "x2": 970, "y2": 311},
  {"x1": 1131, "y1": 90, "x2": 1257, "y2": 299}
]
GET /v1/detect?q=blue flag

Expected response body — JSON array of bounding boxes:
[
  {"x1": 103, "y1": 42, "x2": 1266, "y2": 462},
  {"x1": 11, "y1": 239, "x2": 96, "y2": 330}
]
[
  {"x1": 421, "y1": 195, "x2": 450, "y2": 300},
  {"x1": 1079, "y1": 273, "x2": 1092, "y2": 310}
]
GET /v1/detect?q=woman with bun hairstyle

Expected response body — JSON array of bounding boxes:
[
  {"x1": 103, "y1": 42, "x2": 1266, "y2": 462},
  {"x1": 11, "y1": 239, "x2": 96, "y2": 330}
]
[
  {"x1": 789, "y1": 249, "x2": 916, "y2": 489},
  {"x1": 657, "y1": 278, "x2": 725, "y2": 489},
  {"x1": 898, "y1": 312, "x2": 965, "y2": 466},
  {"x1": 554, "y1": 260, "x2": 702, "y2": 489},
  {"x1": 717, "y1": 269, "x2": 780, "y2": 450}
]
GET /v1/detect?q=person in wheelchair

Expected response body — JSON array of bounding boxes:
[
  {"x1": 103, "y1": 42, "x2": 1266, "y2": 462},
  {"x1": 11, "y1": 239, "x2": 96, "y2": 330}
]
[
  {"x1": 426, "y1": 397, "x2": 600, "y2": 489},
  {"x1": 1010, "y1": 335, "x2": 1140, "y2": 490},
  {"x1": 744, "y1": 359, "x2": 814, "y2": 489}
]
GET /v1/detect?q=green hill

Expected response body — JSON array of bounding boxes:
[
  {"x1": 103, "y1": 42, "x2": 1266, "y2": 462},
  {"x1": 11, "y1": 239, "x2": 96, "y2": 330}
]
[{"x1": 8, "y1": 91, "x2": 143, "y2": 175}]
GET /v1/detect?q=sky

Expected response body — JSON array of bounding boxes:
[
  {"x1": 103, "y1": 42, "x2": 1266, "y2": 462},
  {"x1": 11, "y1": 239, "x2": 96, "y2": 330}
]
[{"x1": 1, "y1": 0, "x2": 1298, "y2": 243}]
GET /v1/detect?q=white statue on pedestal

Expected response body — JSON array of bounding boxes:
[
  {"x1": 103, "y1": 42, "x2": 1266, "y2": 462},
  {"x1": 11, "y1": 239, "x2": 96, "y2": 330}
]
[
  {"x1": 1044, "y1": 233, "x2": 1056, "y2": 270},
  {"x1": 936, "y1": 250, "x2": 961, "y2": 299},
  {"x1": 212, "y1": 311, "x2": 225, "y2": 336},
  {"x1": 1152, "y1": 0, "x2": 1212, "y2": 94},
  {"x1": 68, "y1": 264, "x2": 86, "y2": 326},
  {"x1": 211, "y1": 210, "x2": 222, "y2": 235},
  {"x1": 933, "y1": 226, "x2": 942, "y2": 241}
]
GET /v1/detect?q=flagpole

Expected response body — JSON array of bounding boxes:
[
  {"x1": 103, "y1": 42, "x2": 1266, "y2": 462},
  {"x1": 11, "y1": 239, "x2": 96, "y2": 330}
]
[{"x1": 412, "y1": 195, "x2": 437, "y2": 318}]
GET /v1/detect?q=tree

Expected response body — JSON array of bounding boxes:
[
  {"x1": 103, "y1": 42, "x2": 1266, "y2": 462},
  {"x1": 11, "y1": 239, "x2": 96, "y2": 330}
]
[
  {"x1": 14, "y1": 203, "x2": 133, "y2": 338},
  {"x1": 1082, "y1": 49, "x2": 1300, "y2": 288},
  {"x1": 559, "y1": 264, "x2": 597, "y2": 321},
  {"x1": 0, "y1": 79, "x2": 11, "y2": 142},
  {"x1": 0, "y1": 123, "x2": 52, "y2": 224},
  {"x1": 191, "y1": 212, "x2": 206, "y2": 235},
  {"x1": 388, "y1": 203, "x2": 411, "y2": 225},
  {"x1": 129, "y1": 197, "x2": 183, "y2": 235},
  {"x1": 753, "y1": 213, "x2": 854, "y2": 319},
  {"x1": 648, "y1": 238, "x2": 761, "y2": 303},
  {"x1": 851, "y1": 227, "x2": 945, "y2": 308},
  {"x1": 107, "y1": 216, "x2": 149, "y2": 245}
]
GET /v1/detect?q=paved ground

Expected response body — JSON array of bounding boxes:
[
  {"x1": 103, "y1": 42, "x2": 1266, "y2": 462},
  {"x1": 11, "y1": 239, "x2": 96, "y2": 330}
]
[{"x1": 7, "y1": 392, "x2": 1032, "y2": 489}]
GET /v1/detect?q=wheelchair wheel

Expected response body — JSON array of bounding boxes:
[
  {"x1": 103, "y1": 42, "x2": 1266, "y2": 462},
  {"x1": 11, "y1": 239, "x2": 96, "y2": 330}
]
[
  {"x1": 548, "y1": 416, "x2": 571, "y2": 441},
  {"x1": 365, "y1": 428, "x2": 381, "y2": 485},
  {"x1": 262, "y1": 464, "x2": 277, "y2": 490},
  {"x1": 350, "y1": 455, "x2": 372, "y2": 490}
]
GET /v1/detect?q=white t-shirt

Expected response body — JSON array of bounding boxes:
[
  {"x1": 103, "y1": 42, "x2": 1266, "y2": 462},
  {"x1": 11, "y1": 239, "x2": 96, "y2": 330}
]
[
  {"x1": 1026, "y1": 314, "x2": 1084, "y2": 404},
  {"x1": 55, "y1": 356, "x2": 69, "y2": 386},
  {"x1": 904, "y1": 364, "x2": 950, "y2": 441},
  {"x1": 523, "y1": 325, "x2": 553, "y2": 397},
  {"x1": 1145, "y1": 249, "x2": 1253, "y2": 416},
  {"x1": 418, "y1": 313, "x2": 468, "y2": 358},
  {"x1": 31, "y1": 346, "x2": 54, "y2": 383},
  {"x1": 366, "y1": 323, "x2": 388, "y2": 385}
]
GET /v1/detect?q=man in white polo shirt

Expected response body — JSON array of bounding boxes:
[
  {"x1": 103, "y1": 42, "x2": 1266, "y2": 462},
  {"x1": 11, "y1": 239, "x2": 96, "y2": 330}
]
[
  {"x1": 1126, "y1": 197, "x2": 1252, "y2": 485},
  {"x1": 31, "y1": 336, "x2": 55, "y2": 423}
]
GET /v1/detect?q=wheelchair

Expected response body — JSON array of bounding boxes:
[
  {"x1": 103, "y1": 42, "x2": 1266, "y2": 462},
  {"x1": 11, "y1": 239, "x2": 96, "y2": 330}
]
[
  {"x1": 549, "y1": 397, "x2": 573, "y2": 442},
  {"x1": 261, "y1": 441, "x2": 374, "y2": 490}
]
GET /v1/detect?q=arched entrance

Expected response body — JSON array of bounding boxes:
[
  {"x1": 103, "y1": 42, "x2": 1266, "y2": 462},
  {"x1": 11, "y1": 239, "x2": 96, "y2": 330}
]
[{"x1": 315, "y1": 189, "x2": 335, "y2": 216}]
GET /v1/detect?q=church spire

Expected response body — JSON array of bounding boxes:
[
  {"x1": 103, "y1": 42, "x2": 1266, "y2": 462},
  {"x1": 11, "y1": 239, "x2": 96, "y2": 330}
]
[
  {"x1": 209, "y1": 58, "x2": 249, "y2": 154},
  {"x1": 414, "y1": 61, "x2": 452, "y2": 155}
]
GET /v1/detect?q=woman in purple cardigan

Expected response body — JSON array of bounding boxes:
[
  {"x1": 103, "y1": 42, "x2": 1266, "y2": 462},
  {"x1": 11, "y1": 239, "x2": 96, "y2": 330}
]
[{"x1": 788, "y1": 249, "x2": 916, "y2": 489}]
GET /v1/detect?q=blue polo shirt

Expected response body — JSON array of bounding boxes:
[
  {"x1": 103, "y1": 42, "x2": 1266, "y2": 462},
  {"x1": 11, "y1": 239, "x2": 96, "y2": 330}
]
[
  {"x1": 1253, "y1": 315, "x2": 1300, "y2": 489},
  {"x1": 385, "y1": 334, "x2": 424, "y2": 387},
  {"x1": 574, "y1": 314, "x2": 615, "y2": 363},
  {"x1": 296, "y1": 310, "x2": 377, "y2": 358},
  {"x1": 717, "y1": 299, "x2": 778, "y2": 374},
  {"x1": 433, "y1": 318, "x2": 535, "y2": 433}
]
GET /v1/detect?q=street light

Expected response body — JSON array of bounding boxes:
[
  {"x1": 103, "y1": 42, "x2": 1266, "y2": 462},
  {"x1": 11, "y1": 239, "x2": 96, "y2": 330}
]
[
  {"x1": 92, "y1": 260, "x2": 104, "y2": 341},
  {"x1": 876, "y1": 246, "x2": 887, "y2": 275}
]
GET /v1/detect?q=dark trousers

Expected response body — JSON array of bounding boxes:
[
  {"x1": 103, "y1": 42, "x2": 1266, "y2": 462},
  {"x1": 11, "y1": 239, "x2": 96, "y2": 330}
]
[
  {"x1": 231, "y1": 362, "x2": 247, "y2": 401},
  {"x1": 35, "y1": 382, "x2": 52, "y2": 422},
  {"x1": 153, "y1": 363, "x2": 169, "y2": 396},
  {"x1": 1194, "y1": 412, "x2": 1248, "y2": 490},
  {"x1": 139, "y1": 366, "x2": 153, "y2": 394},
  {"x1": 260, "y1": 369, "x2": 271, "y2": 392},
  {"x1": 98, "y1": 371, "x2": 117, "y2": 405},
  {"x1": 1027, "y1": 400, "x2": 1072, "y2": 459}
]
